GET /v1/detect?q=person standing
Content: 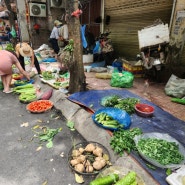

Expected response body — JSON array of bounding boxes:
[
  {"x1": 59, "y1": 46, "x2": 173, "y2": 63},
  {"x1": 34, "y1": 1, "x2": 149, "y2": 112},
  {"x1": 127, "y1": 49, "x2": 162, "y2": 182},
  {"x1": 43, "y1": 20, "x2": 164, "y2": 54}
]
[
  {"x1": 15, "y1": 42, "x2": 42, "y2": 74},
  {"x1": 0, "y1": 50, "x2": 30, "y2": 93},
  {"x1": 49, "y1": 20, "x2": 62, "y2": 55}
]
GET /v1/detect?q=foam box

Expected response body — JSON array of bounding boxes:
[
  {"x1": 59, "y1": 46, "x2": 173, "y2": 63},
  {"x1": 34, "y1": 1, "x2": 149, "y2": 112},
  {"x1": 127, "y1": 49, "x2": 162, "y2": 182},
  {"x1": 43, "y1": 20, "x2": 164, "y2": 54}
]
[{"x1": 166, "y1": 165, "x2": 185, "y2": 185}]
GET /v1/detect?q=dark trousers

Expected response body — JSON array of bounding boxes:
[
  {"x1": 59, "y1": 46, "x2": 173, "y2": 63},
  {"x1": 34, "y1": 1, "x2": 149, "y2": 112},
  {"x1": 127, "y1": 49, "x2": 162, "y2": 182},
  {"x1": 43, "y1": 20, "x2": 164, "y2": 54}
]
[
  {"x1": 49, "y1": 38, "x2": 59, "y2": 54},
  {"x1": 19, "y1": 54, "x2": 41, "y2": 74}
]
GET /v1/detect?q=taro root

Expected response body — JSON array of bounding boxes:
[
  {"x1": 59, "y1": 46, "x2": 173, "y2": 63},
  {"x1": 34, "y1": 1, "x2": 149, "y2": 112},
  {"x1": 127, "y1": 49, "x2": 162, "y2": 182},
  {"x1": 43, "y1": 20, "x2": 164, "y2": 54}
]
[
  {"x1": 76, "y1": 155, "x2": 86, "y2": 163},
  {"x1": 83, "y1": 159, "x2": 91, "y2": 167},
  {"x1": 78, "y1": 147, "x2": 85, "y2": 154},
  {"x1": 93, "y1": 146, "x2": 103, "y2": 157},
  {"x1": 72, "y1": 149, "x2": 81, "y2": 157},
  {"x1": 93, "y1": 157, "x2": 106, "y2": 170},
  {"x1": 86, "y1": 165, "x2": 94, "y2": 173},
  {"x1": 70, "y1": 159, "x2": 79, "y2": 166},
  {"x1": 74, "y1": 163, "x2": 84, "y2": 173},
  {"x1": 84, "y1": 143, "x2": 96, "y2": 152}
]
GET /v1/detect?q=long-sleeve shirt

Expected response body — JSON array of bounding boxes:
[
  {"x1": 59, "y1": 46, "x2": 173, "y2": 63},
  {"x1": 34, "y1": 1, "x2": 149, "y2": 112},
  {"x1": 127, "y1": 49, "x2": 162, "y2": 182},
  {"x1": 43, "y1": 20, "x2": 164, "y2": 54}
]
[{"x1": 50, "y1": 26, "x2": 60, "y2": 39}]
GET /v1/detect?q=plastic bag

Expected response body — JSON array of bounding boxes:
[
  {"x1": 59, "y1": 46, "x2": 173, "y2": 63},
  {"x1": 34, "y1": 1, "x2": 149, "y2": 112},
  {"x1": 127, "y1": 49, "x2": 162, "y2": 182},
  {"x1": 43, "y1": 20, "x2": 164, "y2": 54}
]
[
  {"x1": 165, "y1": 74, "x2": 185, "y2": 98},
  {"x1": 134, "y1": 132, "x2": 185, "y2": 169},
  {"x1": 111, "y1": 71, "x2": 134, "y2": 88},
  {"x1": 92, "y1": 107, "x2": 131, "y2": 131},
  {"x1": 10, "y1": 26, "x2": 16, "y2": 38}
]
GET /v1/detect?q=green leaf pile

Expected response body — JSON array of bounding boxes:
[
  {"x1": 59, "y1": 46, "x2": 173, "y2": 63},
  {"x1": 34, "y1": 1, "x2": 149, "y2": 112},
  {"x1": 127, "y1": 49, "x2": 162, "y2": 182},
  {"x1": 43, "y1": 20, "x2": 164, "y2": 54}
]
[
  {"x1": 38, "y1": 127, "x2": 62, "y2": 148},
  {"x1": 110, "y1": 128, "x2": 142, "y2": 156}
]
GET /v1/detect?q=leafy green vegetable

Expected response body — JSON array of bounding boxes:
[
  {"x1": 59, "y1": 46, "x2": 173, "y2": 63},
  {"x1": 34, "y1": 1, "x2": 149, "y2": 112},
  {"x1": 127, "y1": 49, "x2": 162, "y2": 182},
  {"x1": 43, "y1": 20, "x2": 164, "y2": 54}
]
[
  {"x1": 101, "y1": 95, "x2": 140, "y2": 114},
  {"x1": 66, "y1": 121, "x2": 75, "y2": 131},
  {"x1": 137, "y1": 138, "x2": 184, "y2": 165},
  {"x1": 42, "y1": 71, "x2": 54, "y2": 80},
  {"x1": 110, "y1": 128, "x2": 142, "y2": 156},
  {"x1": 101, "y1": 95, "x2": 121, "y2": 107},
  {"x1": 38, "y1": 127, "x2": 62, "y2": 148},
  {"x1": 166, "y1": 168, "x2": 172, "y2": 176},
  {"x1": 114, "y1": 98, "x2": 140, "y2": 114}
]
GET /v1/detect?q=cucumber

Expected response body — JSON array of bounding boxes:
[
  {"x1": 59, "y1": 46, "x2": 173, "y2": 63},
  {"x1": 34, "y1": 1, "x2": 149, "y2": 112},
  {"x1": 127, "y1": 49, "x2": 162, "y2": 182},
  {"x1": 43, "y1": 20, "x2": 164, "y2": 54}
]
[
  {"x1": 114, "y1": 171, "x2": 136, "y2": 185},
  {"x1": 89, "y1": 174, "x2": 119, "y2": 185}
]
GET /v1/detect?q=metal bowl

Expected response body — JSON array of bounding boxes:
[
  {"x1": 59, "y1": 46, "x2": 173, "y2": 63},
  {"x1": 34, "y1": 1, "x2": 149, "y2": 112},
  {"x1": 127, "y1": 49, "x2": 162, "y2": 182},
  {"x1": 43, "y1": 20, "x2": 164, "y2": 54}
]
[
  {"x1": 68, "y1": 141, "x2": 110, "y2": 175},
  {"x1": 135, "y1": 103, "x2": 154, "y2": 117}
]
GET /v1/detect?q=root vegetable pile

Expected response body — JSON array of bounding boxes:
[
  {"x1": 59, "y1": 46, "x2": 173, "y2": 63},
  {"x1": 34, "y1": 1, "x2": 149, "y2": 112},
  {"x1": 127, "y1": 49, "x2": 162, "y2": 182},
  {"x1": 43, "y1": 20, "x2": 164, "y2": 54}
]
[{"x1": 69, "y1": 143, "x2": 110, "y2": 174}]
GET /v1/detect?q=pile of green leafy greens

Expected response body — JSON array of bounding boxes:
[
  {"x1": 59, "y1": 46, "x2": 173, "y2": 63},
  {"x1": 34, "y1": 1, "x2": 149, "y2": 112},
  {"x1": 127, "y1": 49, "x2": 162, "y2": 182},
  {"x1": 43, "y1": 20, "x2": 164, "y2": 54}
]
[
  {"x1": 110, "y1": 128, "x2": 142, "y2": 156},
  {"x1": 101, "y1": 95, "x2": 140, "y2": 114},
  {"x1": 137, "y1": 138, "x2": 184, "y2": 165}
]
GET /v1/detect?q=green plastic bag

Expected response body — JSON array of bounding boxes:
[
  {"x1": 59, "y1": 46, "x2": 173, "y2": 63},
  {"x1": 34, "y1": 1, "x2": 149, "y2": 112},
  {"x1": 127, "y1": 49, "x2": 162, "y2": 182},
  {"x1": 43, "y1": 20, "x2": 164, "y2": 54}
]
[
  {"x1": 110, "y1": 71, "x2": 134, "y2": 88},
  {"x1": 10, "y1": 26, "x2": 16, "y2": 38}
]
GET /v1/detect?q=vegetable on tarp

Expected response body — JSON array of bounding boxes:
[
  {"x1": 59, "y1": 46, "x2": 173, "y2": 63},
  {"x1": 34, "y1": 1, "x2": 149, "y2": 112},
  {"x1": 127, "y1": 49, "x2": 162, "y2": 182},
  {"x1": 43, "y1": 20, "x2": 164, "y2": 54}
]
[
  {"x1": 101, "y1": 95, "x2": 121, "y2": 107},
  {"x1": 101, "y1": 96, "x2": 140, "y2": 114},
  {"x1": 89, "y1": 174, "x2": 119, "y2": 185},
  {"x1": 110, "y1": 128, "x2": 142, "y2": 156},
  {"x1": 95, "y1": 112, "x2": 122, "y2": 129}
]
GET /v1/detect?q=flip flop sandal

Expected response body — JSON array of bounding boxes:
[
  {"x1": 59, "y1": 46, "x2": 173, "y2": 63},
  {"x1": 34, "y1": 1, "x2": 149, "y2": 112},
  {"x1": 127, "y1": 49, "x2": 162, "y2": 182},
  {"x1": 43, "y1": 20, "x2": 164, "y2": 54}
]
[{"x1": 4, "y1": 90, "x2": 13, "y2": 94}]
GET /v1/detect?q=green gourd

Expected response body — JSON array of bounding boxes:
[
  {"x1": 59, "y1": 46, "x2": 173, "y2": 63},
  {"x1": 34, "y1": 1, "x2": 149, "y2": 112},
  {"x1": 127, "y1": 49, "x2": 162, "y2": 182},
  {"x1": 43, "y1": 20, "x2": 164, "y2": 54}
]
[
  {"x1": 171, "y1": 98, "x2": 185, "y2": 105},
  {"x1": 89, "y1": 174, "x2": 119, "y2": 185},
  {"x1": 114, "y1": 171, "x2": 136, "y2": 185}
]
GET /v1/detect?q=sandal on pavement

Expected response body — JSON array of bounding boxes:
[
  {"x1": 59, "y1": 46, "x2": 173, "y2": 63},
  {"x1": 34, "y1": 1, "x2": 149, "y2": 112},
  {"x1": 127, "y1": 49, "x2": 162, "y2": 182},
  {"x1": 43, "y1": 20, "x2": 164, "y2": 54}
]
[{"x1": 4, "y1": 89, "x2": 13, "y2": 94}]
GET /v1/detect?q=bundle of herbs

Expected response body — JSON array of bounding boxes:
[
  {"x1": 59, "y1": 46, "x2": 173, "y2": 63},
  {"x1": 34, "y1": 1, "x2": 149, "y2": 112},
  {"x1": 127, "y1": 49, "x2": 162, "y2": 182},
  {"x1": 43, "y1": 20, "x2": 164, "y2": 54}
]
[
  {"x1": 110, "y1": 128, "x2": 142, "y2": 156},
  {"x1": 101, "y1": 95, "x2": 140, "y2": 114}
]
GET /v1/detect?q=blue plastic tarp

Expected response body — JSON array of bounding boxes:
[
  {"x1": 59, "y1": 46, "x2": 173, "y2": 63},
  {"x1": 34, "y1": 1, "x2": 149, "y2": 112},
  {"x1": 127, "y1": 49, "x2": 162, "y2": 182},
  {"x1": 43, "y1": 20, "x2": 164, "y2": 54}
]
[{"x1": 68, "y1": 89, "x2": 185, "y2": 185}]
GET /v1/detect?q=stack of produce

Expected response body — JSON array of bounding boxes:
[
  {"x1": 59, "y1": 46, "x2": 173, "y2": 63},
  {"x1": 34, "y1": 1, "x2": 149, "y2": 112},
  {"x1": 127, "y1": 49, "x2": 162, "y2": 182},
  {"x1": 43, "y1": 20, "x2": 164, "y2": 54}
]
[
  {"x1": 69, "y1": 143, "x2": 110, "y2": 174},
  {"x1": 13, "y1": 84, "x2": 37, "y2": 103},
  {"x1": 101, "y1": 95, "x2": 140, "y2": 114},
  {"x1": 95, "y1": 112, "x2": 122, "y2": 130}
]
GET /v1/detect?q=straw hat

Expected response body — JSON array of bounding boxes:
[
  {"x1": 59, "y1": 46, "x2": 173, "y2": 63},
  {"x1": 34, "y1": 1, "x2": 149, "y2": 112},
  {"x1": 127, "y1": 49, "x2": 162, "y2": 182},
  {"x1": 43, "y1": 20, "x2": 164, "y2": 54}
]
[
  {"x1": 54, "y1": 20, "x2": 62, "y2": 26},
  {"x1": 16, "y1": 43, "x2": 33, "y2": 57}
]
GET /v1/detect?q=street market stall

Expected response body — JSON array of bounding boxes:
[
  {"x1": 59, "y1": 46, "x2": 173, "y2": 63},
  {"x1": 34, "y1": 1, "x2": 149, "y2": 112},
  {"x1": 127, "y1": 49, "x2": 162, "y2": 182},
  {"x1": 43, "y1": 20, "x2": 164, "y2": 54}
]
[{"x1": 68, "y1": 89, "x2": 185, "y2": 185}]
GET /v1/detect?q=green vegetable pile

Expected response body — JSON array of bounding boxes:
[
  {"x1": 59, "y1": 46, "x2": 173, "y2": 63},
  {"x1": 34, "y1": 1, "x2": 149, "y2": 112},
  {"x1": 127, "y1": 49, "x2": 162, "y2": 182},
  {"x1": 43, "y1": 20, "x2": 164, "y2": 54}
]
[
  {"x1": 13, "y1": 84, "x2": 36, "y2": 94},
  {"x1": 19, "y1": 93, "x2": 37, "y2": 103},
  {"x1": 101, "y1": 95, "x2": 140, "y2": 114},
  {"x1": 5, "y1": 43, "x2": 15, "y2": 51},
  {"x1": 110, "y1": 128, "x2": 142, "y2": 156},
  {"x1": 89, "y1": 171, "x2": 137, "y2": 185},
  {"x1": 101, "y1": 95, "x2": 120, "y2": 107},
  {"x1": 137, "y1": 138, "x2": 184, "y2": 165},
  {"x1": 95, "y1": 112, "x2": 123, "y2": 129},
  {"x1": 42, "y1": 71, "x2": 54, "y2": 80}
]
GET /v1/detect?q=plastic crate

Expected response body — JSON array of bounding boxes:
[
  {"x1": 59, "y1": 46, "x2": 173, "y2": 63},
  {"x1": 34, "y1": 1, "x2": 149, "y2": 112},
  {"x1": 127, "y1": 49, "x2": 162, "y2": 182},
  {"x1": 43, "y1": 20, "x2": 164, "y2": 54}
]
[{"x1": 122, "y1": 60, "x2": 144, "y2": 77}]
